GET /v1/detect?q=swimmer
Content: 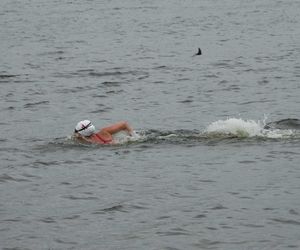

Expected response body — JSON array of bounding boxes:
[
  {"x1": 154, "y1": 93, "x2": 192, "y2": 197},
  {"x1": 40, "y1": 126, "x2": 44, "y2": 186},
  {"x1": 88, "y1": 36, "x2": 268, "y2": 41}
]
[{"x1": 73, "y1": 120, "x2": 134, "y2": 144}]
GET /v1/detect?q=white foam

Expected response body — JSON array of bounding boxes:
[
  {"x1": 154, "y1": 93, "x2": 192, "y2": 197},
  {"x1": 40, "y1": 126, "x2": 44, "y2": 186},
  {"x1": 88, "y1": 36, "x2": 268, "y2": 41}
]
[
  {"x1": 113, "y1": 130, "x2": 142, "y2": 144},
  {"x1": 262, "y1": 128, "x2": 294, "y2": 139},
  {"x1": 205, "y1": 117, "x2": 294, "y2": 139},
  {"x1": 206, "y1": 118, "x2": 263, "y2": 137}
]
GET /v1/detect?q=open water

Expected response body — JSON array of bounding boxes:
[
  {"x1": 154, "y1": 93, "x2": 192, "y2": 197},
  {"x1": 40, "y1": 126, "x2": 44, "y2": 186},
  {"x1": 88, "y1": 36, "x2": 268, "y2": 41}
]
[{"x1": 1, "y1": 0, "x2": 300, "y2": 249}]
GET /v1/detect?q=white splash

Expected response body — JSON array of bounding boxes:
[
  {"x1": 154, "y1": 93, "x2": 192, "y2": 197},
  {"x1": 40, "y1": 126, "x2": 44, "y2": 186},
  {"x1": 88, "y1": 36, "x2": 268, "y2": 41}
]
[
  {"x1": 206, "y1": 118, "x2": 263, "y2": 137},
  {"x1": 113, "y1": 130, "x2": 142, "y2": 144},
  {"x1": 205, "y1": 117, "x2": 294, "y2": 138}
]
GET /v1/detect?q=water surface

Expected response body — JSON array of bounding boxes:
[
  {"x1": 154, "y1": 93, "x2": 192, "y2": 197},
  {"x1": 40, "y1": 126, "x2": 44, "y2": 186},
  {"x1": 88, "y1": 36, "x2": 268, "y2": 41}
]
[{"x1": 1, "y1": 0, "x2": 300, "y2": 249}]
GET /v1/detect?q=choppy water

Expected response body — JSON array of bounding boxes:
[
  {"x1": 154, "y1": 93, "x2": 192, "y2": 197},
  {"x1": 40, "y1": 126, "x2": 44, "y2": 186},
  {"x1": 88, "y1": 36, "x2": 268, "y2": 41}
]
[{"x1": 1, "y1": 0, "x2": 300, "y2": 249}]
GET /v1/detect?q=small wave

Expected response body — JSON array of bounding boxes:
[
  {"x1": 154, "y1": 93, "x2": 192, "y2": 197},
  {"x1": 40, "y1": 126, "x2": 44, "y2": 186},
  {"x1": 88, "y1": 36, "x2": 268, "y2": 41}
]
[
  {"x1": 39, "y1": 217, "x2": 56, "y2": 223},
  {"x1": 271, "y1": 218, "x2": 300, "y2": 226},
  {"x1": 53, "y1": 69, "x2": 146, "y2": 79},
  {"x1": 23, "y1": 101, "x2": 49, "y2": 108},
  {"x1": 0, "y1": 74, "x2": 19, "y2": 78},
  {"x1": 63, "y1": 195, "x2": 99, "y2": 201},
  {"x1": 0, "y1": 174, "x2": 29, "y2": 183},
  {"x1": 264, "y1": 118, "x2": 300, "y2": 130}
]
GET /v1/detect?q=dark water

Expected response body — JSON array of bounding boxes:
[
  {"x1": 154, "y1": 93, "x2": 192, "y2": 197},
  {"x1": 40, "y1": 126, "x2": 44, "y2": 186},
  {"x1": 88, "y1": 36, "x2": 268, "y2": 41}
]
[{"x1": 1, "y1": 0, "x2": 300, "y2": 249}]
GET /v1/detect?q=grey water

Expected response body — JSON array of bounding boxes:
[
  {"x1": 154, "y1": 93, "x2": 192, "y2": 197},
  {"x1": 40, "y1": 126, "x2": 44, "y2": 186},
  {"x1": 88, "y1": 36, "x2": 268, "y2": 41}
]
[{"x1": 1, "y1": 0, "x2": 300, "y2": 249}]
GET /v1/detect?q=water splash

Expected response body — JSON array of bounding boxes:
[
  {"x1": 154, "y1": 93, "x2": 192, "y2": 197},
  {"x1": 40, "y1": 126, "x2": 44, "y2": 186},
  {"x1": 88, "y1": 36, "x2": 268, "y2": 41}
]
[
  {"x1": 205, "y1": 117, "x2": 295, "y2": 139},
  {"x1": 206, "y1": 118, "x2": 264, "y2": 137},
  {"x1": 112, "y1": 131, "x2": 143, "y2": 144}
]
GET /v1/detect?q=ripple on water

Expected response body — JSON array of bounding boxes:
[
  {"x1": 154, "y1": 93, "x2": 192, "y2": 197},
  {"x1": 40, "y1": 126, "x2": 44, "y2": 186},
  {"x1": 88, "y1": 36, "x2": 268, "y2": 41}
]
[
  {"x1": 0, "y1": 74, "x2": 35, "y2": 84},
  {"x1": 210, "y1": 204, "x2": 228, "y2": 210},
  {"x1": 92, "y1": 202, "x2": 149, "y2": 215},
  {"x1": 156, "y1": 227, "x2": 191, "y2": 236},
  {"x1": 271, "y1": 218, "x2": 300, "y2": 226},
  {"x1": 23, "y1": 101, "x2": 49, "y2": 109},
  {"x1": 92, "y1": 204, "x2": 125, "y2": 214},
  {"x1": 0, "y1": 74, "x2": 19, "y2": 81},
  {"x1": 52, "y1": 69, "x2": 146, "y2": 79},
  {"x1": 39, "y1": 217, "x2": 56, "y2": 224},
  {"x1": 62, "y1": 195, "x2": 99, "y2": 201},
  {"x1": 0, "y1": 174, "x2": 30, "y2": 183}
]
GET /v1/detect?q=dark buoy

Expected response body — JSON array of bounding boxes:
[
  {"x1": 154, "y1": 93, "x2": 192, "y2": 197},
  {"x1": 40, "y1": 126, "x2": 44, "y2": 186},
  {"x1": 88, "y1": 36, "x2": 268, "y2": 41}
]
[{"x1": 193, "y1": 48, "x2": 202, "y2": 56}]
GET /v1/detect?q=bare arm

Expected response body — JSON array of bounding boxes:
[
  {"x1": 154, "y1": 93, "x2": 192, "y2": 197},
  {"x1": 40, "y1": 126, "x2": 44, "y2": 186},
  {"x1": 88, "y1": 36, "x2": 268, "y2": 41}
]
[{"x1": 100, "y1": 121, "x2": 133, "y2": 136}]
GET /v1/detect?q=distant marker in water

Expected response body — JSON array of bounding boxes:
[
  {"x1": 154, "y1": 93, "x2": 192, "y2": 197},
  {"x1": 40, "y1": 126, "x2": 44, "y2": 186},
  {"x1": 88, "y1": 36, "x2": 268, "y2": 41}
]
[
  {"x1": 193, "y1": 48, "x2": 202, "y2": 56},
  {"x1": 196, "y1": 48, "x2": 202, "y2": 55}
]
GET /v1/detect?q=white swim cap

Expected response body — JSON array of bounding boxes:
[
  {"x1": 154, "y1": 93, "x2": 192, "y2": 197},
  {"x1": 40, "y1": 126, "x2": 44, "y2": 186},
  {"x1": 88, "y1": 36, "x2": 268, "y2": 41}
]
[{"x1": 74, "y1": 120, "x2": 95, "y2": 136}]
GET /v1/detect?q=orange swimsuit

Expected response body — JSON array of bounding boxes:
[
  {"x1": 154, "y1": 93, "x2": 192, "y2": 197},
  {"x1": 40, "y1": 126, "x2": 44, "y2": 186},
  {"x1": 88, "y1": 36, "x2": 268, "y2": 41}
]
[{"x1": 89, "y1": 133, "x2": 113, "y2": 144}]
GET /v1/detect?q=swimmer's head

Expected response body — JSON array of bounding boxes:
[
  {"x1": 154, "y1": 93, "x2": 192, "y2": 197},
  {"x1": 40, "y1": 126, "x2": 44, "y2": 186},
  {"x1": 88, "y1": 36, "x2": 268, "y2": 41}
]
[{"x1": 74, "y1": 120, "x2": 95, "y2": 136}]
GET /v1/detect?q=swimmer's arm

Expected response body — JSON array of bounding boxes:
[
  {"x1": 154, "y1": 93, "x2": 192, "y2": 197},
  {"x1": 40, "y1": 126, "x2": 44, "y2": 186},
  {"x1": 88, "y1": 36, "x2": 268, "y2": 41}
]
[{"x1": 101, "y1": 121, "x2": 133, "y2": 136}]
